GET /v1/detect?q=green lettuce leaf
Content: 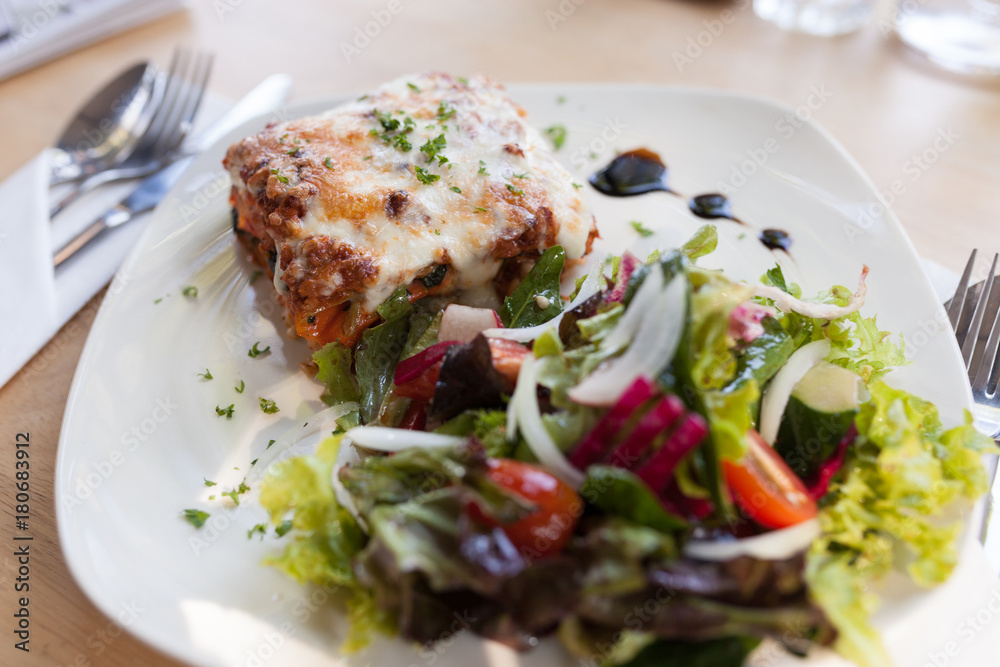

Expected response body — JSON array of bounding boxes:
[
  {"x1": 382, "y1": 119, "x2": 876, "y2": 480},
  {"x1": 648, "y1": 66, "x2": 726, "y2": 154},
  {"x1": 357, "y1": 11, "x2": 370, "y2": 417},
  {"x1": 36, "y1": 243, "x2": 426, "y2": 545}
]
[
  {"x1": 313, "y1": 342, "x2": 361, "y2": 406},
  {"x1": 580, "y1": 466, "x2": 687, "y2": 534},
  {"x1": 435, "y1": 409, "x2": 513, "y2": 458},
  {"x1": 679, "y1": 224, "x2": 718, "y2": 262},
  {"x1": 355, "y1": 287, "x2": 412, "y2": 422},
  {"x1": 502, "y1": 245, "x2": 565, "y2": 327},
  {"x1": 806, "y1": 381, "x2": 992, "y2": 667}
]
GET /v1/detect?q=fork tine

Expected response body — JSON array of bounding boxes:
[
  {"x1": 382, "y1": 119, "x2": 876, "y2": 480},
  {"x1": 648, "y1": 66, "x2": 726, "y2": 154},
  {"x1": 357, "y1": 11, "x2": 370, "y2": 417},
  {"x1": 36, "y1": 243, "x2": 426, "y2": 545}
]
[
  {"x1": 973, "y1": 258, "x2": 1000, "y2": 395},
  {"x1": 134, "y1": 49, "x2": 185, "y2": 152},
  {"x1": 949, "y1": 248, "x2": 977, "y2": 331},
  {"x1": 147, "y1": 49, "x2": 197, "y2": 156},
  {"x1": 963, "y1": 253, "x2": 999, "y2": 369},
  {"x1": 158, "y1": 51, "x2": 213, "y2": 155}
]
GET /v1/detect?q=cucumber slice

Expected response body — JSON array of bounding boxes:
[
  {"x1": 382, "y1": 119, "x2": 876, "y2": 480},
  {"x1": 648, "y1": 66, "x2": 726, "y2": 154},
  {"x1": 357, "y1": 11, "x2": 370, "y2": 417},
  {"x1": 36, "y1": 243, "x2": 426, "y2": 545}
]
[{"x1": 773, "y1": 361, "x2": 859, "y2": 479}]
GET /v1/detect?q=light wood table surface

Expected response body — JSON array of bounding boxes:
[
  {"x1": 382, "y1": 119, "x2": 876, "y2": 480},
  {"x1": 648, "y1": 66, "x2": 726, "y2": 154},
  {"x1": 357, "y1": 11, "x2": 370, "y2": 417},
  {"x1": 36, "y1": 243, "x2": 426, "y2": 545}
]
[{"x1": 1, "y1": 1, "x2": 998, "y2": 665}]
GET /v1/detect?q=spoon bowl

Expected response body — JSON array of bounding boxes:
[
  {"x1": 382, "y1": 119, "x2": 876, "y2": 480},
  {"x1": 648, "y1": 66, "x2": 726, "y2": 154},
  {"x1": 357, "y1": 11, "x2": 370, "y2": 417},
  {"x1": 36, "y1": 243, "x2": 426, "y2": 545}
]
[{"x1": 49, "y1": 62, "x2": 161, "y2": 185}]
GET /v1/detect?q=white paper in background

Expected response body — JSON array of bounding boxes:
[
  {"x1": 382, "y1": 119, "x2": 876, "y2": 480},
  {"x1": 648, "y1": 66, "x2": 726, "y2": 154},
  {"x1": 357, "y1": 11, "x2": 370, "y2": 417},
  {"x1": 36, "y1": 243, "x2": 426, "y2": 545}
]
[
  {"x1": 0, "y1": 92, "x2": 228, "y2": 389},
  {"x1": 0, "y1": 0, "x2": 187, "y2": 81}
]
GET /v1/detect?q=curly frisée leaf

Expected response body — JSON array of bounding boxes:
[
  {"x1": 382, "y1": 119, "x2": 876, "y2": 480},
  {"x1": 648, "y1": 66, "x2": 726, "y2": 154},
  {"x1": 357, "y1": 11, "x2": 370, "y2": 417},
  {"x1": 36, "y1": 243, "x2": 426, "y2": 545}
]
[
  {"x1": 806, "y1": 382, "x2": 992, "y2": 667},
  {"x1": 313, "y1": 342, "x2": 361, "y2": 405}
]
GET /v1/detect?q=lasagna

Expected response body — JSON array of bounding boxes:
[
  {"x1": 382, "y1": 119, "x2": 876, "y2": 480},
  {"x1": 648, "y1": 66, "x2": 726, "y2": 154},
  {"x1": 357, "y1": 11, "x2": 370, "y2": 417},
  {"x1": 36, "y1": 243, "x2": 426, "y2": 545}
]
[{"x1": 224, "y1": 72, "x2": 597, "y2": 349}]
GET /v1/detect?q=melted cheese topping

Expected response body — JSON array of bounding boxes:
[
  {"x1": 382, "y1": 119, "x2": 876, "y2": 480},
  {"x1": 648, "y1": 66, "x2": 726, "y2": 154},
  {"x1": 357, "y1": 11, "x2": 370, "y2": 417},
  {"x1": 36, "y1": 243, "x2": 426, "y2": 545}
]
[{"x1": 228, "y1": 72, "x2": 596, "y2": 316}]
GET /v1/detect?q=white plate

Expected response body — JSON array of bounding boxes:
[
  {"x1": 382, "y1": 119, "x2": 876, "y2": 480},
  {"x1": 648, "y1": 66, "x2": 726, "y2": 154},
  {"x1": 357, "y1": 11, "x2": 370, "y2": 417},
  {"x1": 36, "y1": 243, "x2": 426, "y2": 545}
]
[{"x1": 57, "y1": 85, "x2": 996, "y2": 667}]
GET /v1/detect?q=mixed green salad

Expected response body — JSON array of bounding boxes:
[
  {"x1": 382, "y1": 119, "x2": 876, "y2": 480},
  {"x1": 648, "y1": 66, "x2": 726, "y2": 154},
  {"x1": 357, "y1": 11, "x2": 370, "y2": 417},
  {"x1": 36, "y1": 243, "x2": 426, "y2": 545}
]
[{"x1": 251, "y1": 225, "x2": 991, "y2": 667}]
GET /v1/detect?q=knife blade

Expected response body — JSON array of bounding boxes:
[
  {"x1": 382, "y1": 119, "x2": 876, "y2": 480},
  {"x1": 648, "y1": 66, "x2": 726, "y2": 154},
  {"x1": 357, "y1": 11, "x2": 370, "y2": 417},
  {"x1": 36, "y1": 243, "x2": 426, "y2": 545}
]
[{"x1": 53, "y1": 74, "x2": 293, "y2": 267}]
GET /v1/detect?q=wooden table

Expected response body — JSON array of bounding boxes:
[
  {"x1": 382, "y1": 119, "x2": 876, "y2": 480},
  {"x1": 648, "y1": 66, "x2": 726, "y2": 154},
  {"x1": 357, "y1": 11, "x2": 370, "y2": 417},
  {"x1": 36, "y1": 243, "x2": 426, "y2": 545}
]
[{"x1": 1, "y1": 1, "x2": 998, "y2": 665}]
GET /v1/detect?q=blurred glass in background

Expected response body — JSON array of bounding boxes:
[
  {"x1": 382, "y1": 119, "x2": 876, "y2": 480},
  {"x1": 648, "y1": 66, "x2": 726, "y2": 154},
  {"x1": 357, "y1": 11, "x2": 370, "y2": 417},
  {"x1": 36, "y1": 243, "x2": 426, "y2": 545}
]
[
  {"x1": 893, "y1": 0, "x2": 1000, "y2": 76},
  {"x1": 753, "y1": 0, "x2": 876, "y2": 35}
]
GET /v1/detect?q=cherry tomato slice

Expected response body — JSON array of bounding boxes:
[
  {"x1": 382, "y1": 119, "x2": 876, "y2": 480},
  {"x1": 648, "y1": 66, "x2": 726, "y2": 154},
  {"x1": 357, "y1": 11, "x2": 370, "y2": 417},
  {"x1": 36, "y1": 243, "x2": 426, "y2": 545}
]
[
  {"x1": 722, "y1": 430, "x2": 818, "y2": 529},
  {"x1": 476, "y1": 459, "x2": 582, "y2": 558}
]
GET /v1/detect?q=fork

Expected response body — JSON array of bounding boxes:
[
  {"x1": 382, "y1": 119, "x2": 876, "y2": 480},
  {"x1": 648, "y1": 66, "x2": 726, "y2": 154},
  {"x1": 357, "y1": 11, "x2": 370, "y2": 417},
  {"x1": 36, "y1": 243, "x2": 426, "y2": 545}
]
[
  {"x1": 49, "y1": 49, "x2": 214, "y2": 218},
  {"x1": 949, "y1": 249, "x2": 1000, "y2": 439}
]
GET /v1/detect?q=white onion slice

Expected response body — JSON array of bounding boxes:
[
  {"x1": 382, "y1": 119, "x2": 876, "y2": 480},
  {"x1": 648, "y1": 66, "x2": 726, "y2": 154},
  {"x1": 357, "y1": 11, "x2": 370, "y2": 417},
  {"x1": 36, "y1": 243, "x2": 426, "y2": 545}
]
[
  {"x1": 331, "y1": 440, "x2": 365, "y2": 529},
  {"x1": 246, "y1": 402, "x2": 359, "y2": 484},
  {"x1": 511, "y1": 355, "x2": 586, "y2": 488},
  {"x1": 345, "y1": 426, "x2": 465, "y2": 452},
  {"x1": 749, "y1": 265, "x2": 869, "y2": 320},
  {"x1": 683, "y1": 519, "x2": 821, "y2": 562},
  {"x1": 758, "y1": 339, "x2": 831, "y2": 444},
  {"x1": 568, "y1": 274, "x2": 686, "y2": 407},
  {"x1": 484, "y1": 254, "x2": 608, "y2": 342},
  {"x1": 601, "y1": 264, "x2": 664, "y2": 351}
]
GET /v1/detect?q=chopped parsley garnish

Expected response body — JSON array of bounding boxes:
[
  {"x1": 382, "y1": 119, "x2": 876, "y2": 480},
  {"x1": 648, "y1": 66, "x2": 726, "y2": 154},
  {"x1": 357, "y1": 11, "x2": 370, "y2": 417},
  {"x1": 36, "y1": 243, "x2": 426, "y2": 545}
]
[
  {"x1": 278, "y1": 133, "x2": 288, "y2": 143},
  {"x1": 286, "y1": 148, "x2": 299, "y2": 156},
  {"x1": 572, "y1": 182, "x2": 583, "y2": 189},
  {"x1": 392, "y1": 134, "x2": 412, "y2": 151},
  {"x1": 324, "y1": 157, "x2": 334, "y2": 169},
  {"x1": 433, "y1": 229, "x2": 441, "y2": 236},
  {"x1": 512, "y1": 172, "x2": 529, "y2": 179},
  {"x1": 250, "y1": 458, "x2": 258, "y2": 466},
  {"x1": 247, "y1": 523, "x2": 267, "y2": 540},
  {"x1": 358, "y1": 94, "x2": 369, "y2": 101},
  {"x1": 474, "y1": 206, "x2": 488, "y2": 213},
  {"x1": 420, "y1": 134, "x2": 447, "y2": 163},
  {"x1": 450, "y1": 186, "x2": 462, "y2": 193},
  {"x1": 153, "y1": 297, "x2": 163, "y2": 304},
  {"x1": 372, "y1": 108, "x2": 414, "y2": 151},
  {"x1": 458, "y1": 76, "x2": 469, "y2": 85},
  {"x1": 248, "y1": 342, "x2": 270, "y2": 358},
  {"x1": 222, "y1": 481, "x2": 250, "y2": 506},
  {"x1": 478, "y1": 160, "x2": 488, "y2": 175},
  {"x1": 557, "y1": 95, "x2": 566, "y2": 104},
  {"x1": 203, "y1": 478, "x2": 216, "y2": 487},
  {"x1": 436, "y1": 101, "x2": 456, "y2": 121},
  {"x1": 249, "y1": 270, "x2": 263, "y2": 284},
  {"x1": 215, "y1": 404, "x2": 235, "y2": 419},
  {"x1": 414, "y1": 165, "x2": 440, "y2": 185},
  {"x1": 266, "y1": 439, "x2": 276, "y2": 449},
  {"x1": 506, "y1": 184, "x2": 524, "y2": 195},
  {"x1": 269, "y1": 168, "x2": 289, "y2": 184},
  {"x1": 363, "y1": 155, "x2": 372, "y2": 161},
  {"x1": 374, "y1": 108, "x2": 400, "y2": 132},
  {"x1": 275, "y1": 520, "x2": 293, "y2": 537},
  {"x1": 182, "y1": 286, "x2": 198, "y2": 298},
  {"x1": 182, "y1": 509, "x2": 210, "y2": 528},
  {"x1": 630, "y1": 220, "x2": 655, "y2": 237},
  {"x1": 235, "y1": 380, "x2": 245, "y2": 394},
  {"x1": 407, "y1": 82, "x2": 420, "y2": 92},
  {"x1": 259, "y1": 398, "x2": 280, "y2": 414},
  {"x1": 197, "y1": 368, "x2": 213, "y2": 380},
  {"x1": 544, "y1": 124, "x2": 567, "y2": 150}
]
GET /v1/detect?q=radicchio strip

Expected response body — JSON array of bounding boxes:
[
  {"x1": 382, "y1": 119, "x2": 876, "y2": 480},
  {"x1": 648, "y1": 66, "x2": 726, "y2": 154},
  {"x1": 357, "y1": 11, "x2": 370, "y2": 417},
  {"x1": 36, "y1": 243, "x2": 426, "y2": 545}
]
[
  {"x1": 806, "y1": 423, "x2": 857, "y2": 501},
  {"x1": 605, "y1": 252, "x2": 641, "y2": 303},
  {"x1": 394, "y1": 340, "x2": 460, "y2": 385},
  {"x1": 605, "y1": 394, "x2": 684, "y2": 469}
]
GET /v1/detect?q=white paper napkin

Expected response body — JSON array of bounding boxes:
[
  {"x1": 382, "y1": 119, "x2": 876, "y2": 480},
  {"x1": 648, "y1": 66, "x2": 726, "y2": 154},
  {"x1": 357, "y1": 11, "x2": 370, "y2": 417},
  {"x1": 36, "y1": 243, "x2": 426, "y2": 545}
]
[
  {"x1": 0, "y1": 92, "x2": 227, "y2": 389},
  {"x1": 0, "y1": 0, "x2": 187, "y2": 81}
]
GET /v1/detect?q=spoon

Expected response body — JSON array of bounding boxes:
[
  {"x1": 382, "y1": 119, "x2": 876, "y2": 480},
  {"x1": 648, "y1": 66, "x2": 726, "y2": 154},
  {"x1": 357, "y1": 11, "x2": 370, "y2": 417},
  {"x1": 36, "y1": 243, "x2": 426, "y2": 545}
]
[{"x1": 49, "y1": 62, "x2": 161, "y2": 186}]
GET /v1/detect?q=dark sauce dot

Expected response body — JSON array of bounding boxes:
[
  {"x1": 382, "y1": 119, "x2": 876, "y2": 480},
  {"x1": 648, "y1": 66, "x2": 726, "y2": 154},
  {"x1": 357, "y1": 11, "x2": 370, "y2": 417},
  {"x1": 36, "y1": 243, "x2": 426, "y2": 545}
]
[
  {"x1": 759, "y1": 228, "x2": 792, "y2": 251},
  {"x1": 589, "y1": 148, "x2": 670, "y2": 197},
  {"x1": 689, "y1": 193, "x2": 738, "y2": 223}
]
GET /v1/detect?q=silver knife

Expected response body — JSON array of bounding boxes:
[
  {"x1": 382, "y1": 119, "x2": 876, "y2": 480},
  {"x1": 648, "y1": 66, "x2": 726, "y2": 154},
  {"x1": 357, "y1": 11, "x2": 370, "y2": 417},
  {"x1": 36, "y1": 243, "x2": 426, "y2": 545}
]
[{"x1": 53, "y1": 74, "x2": 293, "y2": 267}]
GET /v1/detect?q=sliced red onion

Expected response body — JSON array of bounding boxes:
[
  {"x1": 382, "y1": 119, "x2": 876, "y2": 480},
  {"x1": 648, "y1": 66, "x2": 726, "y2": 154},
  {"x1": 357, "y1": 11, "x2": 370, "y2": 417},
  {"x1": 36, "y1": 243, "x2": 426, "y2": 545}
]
[
  {"x1": 345, "y1": 426, "x2": 464, "y2": 452},
  {"x1": 569, "y1": 273, "x2": 686, "y2": 407},
  {"x1": 569, "y1": 376, "x2": 657, "y2": 469},
  {"x1": 682, "y1": 518, "x2": 821, "y2": 562},
  {"x1": 511, "y1": 355, "x2": 585, "y2": 488},
  {"x1": 749, "y1": 265, "x2": 869, "y2": 320},
  {"x1": 484, "y1": 254, "x2": 608, "y2": 343},
  {"x1": 606, "y1": 253, "x2": 641, "y2": 303},
  {"x1": 606, "y1": 394, "x2": 684, "y2": 470},
  {"x1": 439, "y1": 304, "x2": 504, "y2": 344},
  {"x1": 634, "y1": 412, "x2": 707, "y2": 493},
  {"x1": 758, "y1": 339, "x2": 831, "y2": 444},
  {"x1": 394, "y1": 340, "x2": 459, "y2": 385},
  {"x1": 246, "y1": 402, "x2": 360, "y2": 484}
]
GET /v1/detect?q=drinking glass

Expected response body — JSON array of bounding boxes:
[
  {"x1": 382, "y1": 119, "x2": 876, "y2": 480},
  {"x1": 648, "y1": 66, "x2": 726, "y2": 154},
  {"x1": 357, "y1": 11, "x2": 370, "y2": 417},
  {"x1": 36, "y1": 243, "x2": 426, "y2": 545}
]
[
  {"x1": 753, "y1": 0, "x2": 876, "y2": 35},
  {"x1": 893, "y1": 0, "x2": 1000, "y2": 76}
]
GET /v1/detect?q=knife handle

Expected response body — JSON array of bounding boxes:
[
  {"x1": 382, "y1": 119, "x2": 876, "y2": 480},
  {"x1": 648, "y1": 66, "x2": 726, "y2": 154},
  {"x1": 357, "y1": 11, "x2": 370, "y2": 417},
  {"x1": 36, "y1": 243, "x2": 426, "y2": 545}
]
[{"x1": 52, "y1": 204, "x2": 131, "y2": 268}]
